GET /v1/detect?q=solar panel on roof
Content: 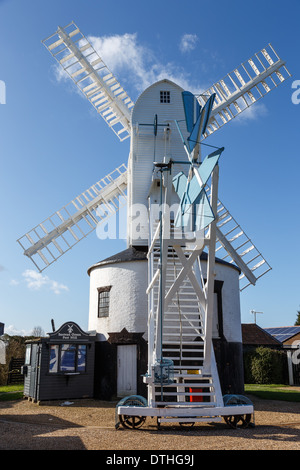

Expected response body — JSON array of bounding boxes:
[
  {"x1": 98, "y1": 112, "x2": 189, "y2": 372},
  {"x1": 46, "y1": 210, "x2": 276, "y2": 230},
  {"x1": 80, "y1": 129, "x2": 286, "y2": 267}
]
[
  {"x1": 264, "y1": 326, "x2": 300, "y2": 342},
  {"x1": 276, "y1": 335, "x2": 290, "y2": 342}
]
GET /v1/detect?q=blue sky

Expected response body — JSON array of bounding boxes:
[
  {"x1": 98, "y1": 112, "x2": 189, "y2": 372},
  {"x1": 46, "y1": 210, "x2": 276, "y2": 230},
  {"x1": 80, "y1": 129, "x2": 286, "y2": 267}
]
[{"x1": 0, "y1": 0, "x2": 299, "y2": 335}]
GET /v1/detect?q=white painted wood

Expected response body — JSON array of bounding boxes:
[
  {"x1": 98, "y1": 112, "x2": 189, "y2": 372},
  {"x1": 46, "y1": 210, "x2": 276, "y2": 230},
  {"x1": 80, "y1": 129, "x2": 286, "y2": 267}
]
[
  {"x1": 128, "y1": 80, "x2": 189, "y2": 247},
  {"x1": 203, "y1": 165, "x2": 219, "y2": 374},
  {"x1": 117, "y1": 404, "x2": 254, "y2": 418},
  {"x1": 18, "y1": 165, "x2": 127, "y2": 272},
  {"x1": 145, "y1": 167, "x2": 223, "y2": 408},
  {"x1": 287, "y1": 351, "x2": 294, "y2": 386},
  {"x1": 43, "y1": 22, "x2": 133, "y2": 141},
  {"x1": 200, "y1": 44, "x2": 290, "y2": 139}
]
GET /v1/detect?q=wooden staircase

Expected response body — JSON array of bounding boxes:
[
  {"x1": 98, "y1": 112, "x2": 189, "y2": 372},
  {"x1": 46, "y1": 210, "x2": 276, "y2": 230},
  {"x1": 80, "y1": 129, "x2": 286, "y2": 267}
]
[{"x1": 146, "y1": 228, "x2": 223, "y2": 423}]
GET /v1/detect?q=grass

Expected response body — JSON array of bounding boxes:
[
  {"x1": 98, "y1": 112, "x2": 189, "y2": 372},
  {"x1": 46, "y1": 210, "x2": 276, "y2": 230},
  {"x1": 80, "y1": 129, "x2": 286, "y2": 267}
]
[
  {"x1": 0, "y1": 384, "x2": 24, "y2": 401},
  {"x1": 245, "y1": 384, "x2": 300, "y2": 402},
  {"x1": 1, "y1": 384, "x2": 299, "y2": 403}
]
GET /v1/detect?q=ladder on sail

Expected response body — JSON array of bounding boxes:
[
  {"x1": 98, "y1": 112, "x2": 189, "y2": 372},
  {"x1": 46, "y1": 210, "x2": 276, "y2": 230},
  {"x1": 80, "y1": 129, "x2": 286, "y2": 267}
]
[
  {"x1": 42, "y1": 22, "x2": 134, "y2": 141},
  {"x1": 214, "y1": 197, "x2": 271, "y2": 291},
  {"x1": 198, "y1": 44, "x2": 290, "y2": 138},
  {"x1": 17, "y1": 164, "x2": 127, "y2": 272}
]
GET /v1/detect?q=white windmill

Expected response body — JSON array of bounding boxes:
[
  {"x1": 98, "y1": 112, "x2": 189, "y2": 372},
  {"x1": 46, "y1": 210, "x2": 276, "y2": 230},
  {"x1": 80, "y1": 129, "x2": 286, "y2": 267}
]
[{"x1": 17, "y1": 22, "x2": 290, "y2": 428}]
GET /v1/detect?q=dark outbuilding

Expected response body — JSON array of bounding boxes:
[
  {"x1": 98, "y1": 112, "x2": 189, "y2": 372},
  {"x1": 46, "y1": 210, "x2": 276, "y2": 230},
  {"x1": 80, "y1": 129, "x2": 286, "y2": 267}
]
[{"x1": 22, "y1": 322, "x2": 96, "y2": 402}]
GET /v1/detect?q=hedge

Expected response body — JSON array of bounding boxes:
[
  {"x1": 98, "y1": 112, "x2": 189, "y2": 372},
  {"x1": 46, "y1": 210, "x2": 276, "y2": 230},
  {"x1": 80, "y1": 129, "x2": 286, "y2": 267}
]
[{"x1": 244, "y1": 347, "x2": 288, "y2": 384}]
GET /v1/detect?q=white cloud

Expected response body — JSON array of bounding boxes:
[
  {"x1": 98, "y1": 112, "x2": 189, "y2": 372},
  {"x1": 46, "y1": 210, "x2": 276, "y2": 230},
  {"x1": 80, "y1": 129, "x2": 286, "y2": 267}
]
[
  {"x1": 87, "y1": 33, "x2": 148, "y2": 93},
  {"x1": 235, "y1": 102, "x2": 268, "y2": 124},
  {"x1": 22, "y1": 269, "x2": 69, "y2": 295},
  {"x1": 4, "y1": 324, "x2": 31, "y2": 336},
  {"x1": 88, "y1": 33, "x2": 203, "y2": 95},
  {"x1": 23, "y1": 269, "x2": 48, "y2": 290},
  {"x1": 52, "y1": 63, "x2": 68, "y2": 83},
  {"x1": 179, "y1": 34, "x2": 198, "y2": 53},
  {"x1": 49, "y1": 279, "x2": 69, "y2": 295},
  {"x1": 89, "y1": 33, "x2": 150, "y2": 90}
]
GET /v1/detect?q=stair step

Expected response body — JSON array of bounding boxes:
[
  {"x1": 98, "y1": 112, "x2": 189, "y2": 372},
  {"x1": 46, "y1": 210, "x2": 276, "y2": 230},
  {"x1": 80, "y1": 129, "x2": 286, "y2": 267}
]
[
  {"x1": 163, "y1": 341, "x2": 204, "y2": 345},
  {"x1": 162, "y1": 332, "x2": 202, "y2": 337},
  {"x1": 163, "y1": 310, "x2": 201, "y2": 314},
  {"x1": 154, "y1": 382, "x2": 214, "y2": 388},
  {"x1": 162, "y1": 348, "x2": 203, "y2": 352},
  {"x1": 171, "y1": 377, "x2": 209, "y2": 381},
  {"x1": 158, "y1": 417, "x2": 222, "y2": 423},
  {"x1": 172, "y1": 366, "x2": 204, "y2": 370},
  {"x1": 154, "y1": 391, "x2": 215, "y2": 397},
  {"x1": 163, "y1": 332, "x2": 204, "y2": 337},
  {"x1": 163, "y1": 320, "x2": 203, "y2": 324},
  {"x1": 155, "y1": 402, "x2": 217, "y2": 407},
  {"x1": 167, "y1": 362, "x2": 203, "y2": 369}
]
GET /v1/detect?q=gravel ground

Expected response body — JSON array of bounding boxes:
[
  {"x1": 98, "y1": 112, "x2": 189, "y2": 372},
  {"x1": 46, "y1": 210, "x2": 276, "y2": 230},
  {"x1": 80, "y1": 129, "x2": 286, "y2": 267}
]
[{"x1": 0, "y1": 395, "x2": 299, "y2": 451}]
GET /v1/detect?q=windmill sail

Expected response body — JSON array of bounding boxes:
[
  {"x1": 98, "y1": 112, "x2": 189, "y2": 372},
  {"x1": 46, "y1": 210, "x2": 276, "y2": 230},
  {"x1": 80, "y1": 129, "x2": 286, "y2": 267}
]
[
  {"x1": 42, "y1": 22, "x2": 134, "y2": 141},
  {"x1": 17, "y1": 165, "x2": 127, "y2": 272},
  {"x1": 18, "y1": 164, "x2": 270, "y2": 291},
  {"x1": 197, "y1": 44, "x2": 290, "y2": 138},
  {"x1": 18, "y1": 26, "x2": 288, "y2": 291},
  {"x1": 214, "y1": 197, "x2": 272, "y2": 291}
]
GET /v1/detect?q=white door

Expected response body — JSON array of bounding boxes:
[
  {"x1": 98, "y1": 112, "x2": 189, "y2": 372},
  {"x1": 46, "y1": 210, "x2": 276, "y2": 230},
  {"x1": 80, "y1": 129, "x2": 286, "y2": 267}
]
[{"x1": 117, "y1": 344, "x2": 137, "y2": 397}]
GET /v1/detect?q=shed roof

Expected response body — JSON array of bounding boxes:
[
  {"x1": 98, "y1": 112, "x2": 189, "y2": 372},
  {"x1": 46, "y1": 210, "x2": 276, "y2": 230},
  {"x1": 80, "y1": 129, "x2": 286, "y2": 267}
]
[
  {"x1": 242, "y1": 323, "x2": 281, "y2": 346},
  {"x1": 87, "y1": 246, "x2": 241, "y2": 275}
]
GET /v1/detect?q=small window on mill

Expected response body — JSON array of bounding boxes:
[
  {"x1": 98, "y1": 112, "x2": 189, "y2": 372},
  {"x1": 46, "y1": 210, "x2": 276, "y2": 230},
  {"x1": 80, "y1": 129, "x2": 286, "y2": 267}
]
[
  {"x1": 160, "y1": 90, "x2": 170, "y2": 103},
  {"x1": 97, "y1": 286, "x2": 112, "y2": 318}
]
